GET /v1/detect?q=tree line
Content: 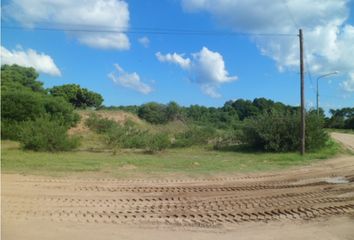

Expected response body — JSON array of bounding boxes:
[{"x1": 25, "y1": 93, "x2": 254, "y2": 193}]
[
  {"x1": 103, "y1": 100, "x2": 353, "y2": 130},
  {"x1": 1, "y1": 64, "x2": 352, "y2": 153}
]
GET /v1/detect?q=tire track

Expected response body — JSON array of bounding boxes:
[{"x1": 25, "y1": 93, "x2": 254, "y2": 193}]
[{"x1": 3, "y1": 176, "x2": 354, "y2": 228}]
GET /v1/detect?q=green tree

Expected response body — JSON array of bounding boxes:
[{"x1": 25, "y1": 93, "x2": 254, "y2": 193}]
[
  {"x1": 49, "y1": 84, "x2": 103, "y2": 108},
  {"x1": 1, "y1": 64, "x2": 44, "y2": 92},
  {"x1": 1, "y1": 89, "x2": 45, "y2": 122},
  {"x1": 1, "y1": 65, "x2": 81, "y2": 141},
  {"x1": 326, "y1": 108, "x2": 354, "y2": 129},
  {"x1": 231, "y1": 99, "x2": 259, "y2": 120},
  {"x1": 138, "y1": 102, "x2": 168, "y2": 124},
  {"x1": 166, "y1": 101, "x2": 182, "y2": 121}
]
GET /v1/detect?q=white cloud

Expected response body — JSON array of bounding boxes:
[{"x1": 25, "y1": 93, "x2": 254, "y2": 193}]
[
  {"x1": 191, "y1": 47, "x2": 237, "y2": 84},
  {"x1": 3, "y1": 0, "x2": 130, "y2": 50},
  {"x1": 157, "y1": 47, "x2": 237, "y2": 98},
  {"x1": 1, "y1": 45, "x2": 61, "y2": 76},
  {"x1": 77, "y1": 32, "x2": 130, "y2": 50},
  {"x1": 138, "y1": 36, "x2": 150, "y2": 48},
  {"x1": 156, "y1": 52, "x2": 191, "y2": 69},
  {"x1": 181, "y1": 0, "x2": 354, "y2": 93},
  {"x1": 108, "y1": 64, "x2": 153, "y2": 94},
  {"x1": 200, "y1": 84, "x2": 221, "y2": 98},
  {"x1": 341, "y1": 72, "x2": 354, "y2": 92}
]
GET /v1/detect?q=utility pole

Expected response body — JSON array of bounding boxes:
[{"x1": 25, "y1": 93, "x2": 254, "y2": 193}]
[
  {"x1": 299, "y1": 29, "x2": 305, "y2": 155},
  {"x1": 316, "y1": 77, "x2": 319, "y2": 116}
]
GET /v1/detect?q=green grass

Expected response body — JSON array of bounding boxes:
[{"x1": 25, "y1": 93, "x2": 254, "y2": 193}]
[
  {"x1": 1, "y1": 139, "x2": 342, "y2": 178},
  {"x1": 326, "y1": 128, "x2": 354, "y2": 134}
]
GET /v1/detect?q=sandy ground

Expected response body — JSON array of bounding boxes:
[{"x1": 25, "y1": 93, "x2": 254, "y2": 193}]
[
  {"x1": 331, "y1": 132, "x2": 354, "y2": 151},
  {"x1": 2, "y1": 133, "x2": 354, "y2": 240}
]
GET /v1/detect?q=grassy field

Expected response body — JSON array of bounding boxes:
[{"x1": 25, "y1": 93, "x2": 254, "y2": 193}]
[{"x1": 1, "y1": 139, "x2": 343, "y2": 178}]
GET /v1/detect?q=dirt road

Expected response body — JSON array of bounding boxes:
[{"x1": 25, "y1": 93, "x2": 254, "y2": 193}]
[
  {"x1": 331, "y1": 132, "x2": 354, "y2": 151},
  {"x1": 2, "y1": 133, "x2": 354, "y2": 240}
]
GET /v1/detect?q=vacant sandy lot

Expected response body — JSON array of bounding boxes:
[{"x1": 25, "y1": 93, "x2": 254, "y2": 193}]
[{"x1": 2, "y1": 133, "x2": 354, "y2": 240}]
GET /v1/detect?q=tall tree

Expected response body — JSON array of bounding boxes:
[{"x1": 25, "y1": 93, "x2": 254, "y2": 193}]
[
  {"x1": 49, "y1": 84, "x2": 103, "y2": 108},
  {"x1": 1, "y1": 64, "x2": 44, "y2": 92}
]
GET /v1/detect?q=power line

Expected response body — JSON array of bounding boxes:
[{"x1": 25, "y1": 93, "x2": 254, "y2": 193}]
[
  {"x1": 303, "y1": 42, "x2": 316, "y2": 95},
  {"x1": 282, "y1": 0, "x2": 300, "y2": 29},
  {"x1": 282, "y1": 0, "x2": 316, "y2": 97},
  {"x1": 2, "y1": 24, "x2": 298, "y2": 37}
]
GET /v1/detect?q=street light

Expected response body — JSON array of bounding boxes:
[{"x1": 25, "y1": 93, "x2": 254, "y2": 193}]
[{"x1": 316, "y1": 71, "x2": 338, "y2": 116}]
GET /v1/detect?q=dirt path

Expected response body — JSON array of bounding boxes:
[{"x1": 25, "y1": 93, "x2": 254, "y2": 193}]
[
  {"x1": 331, "y1": 132, "x2": 354, "y2": 151},
  {"x1": 2, "y1": 133, "x2": 354, "y2": 240}
]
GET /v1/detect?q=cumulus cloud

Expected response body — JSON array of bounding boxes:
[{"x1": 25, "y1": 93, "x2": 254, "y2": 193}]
[
  {"x1": 157, "y1": 47, "x2": 237, "y2": 98},
  {"x1": 156, "y1": 52, "x2": 191, "y2": 69},
  {"x1": 108, "y1": 64, "x2": 153, "y2": 94},
  {"x1": 3, "y1": 0, "x2": 130, "y2": 50},
  {"x1": 1, "y1": 45, "x2": 61, "y2": 76},
  {"x1": 138, "y1": 37, "x2": 150, "y2": 48},
  {"x1": 181, "y1": 0, "x2": 354, "y2": 93},
  {"x1": 341, "y1": 72, "x2": 354, "y2": 92},
  {"x1": 191, "y1": 47, "x2": 237, "y2": 84}
]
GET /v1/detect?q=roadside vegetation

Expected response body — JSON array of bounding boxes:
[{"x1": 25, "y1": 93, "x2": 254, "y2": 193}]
[
  {"x1": 1, "y1": 64, "x2": 102, "y2": 151},
  {"x1": 1, "y1": 139, "x2": 342, "y2": 177},
  {"x1": 1, "y1": 64, "x2": 353, "y2": 176},
  {"x1": 324, "y1": 108, "x2": 354, "y2": 130}
]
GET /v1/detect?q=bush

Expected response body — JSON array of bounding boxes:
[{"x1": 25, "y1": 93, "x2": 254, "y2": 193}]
[
  {"x1": 241, "y1": 111, "x2": 328, "y2": 152},
  {"x1": 104, "y1": 120, "x2": 149, "y2": 149},
  {"x1": 213, "y1": 130, "x2": 242, "y2": 150},
  {"x1": 242, "y1": 111, "x2": 299, "y2": 152},
  {"x1": 1, "y1": 89, "x2": 80, "y2": 141},
  {"x1": 173, "y1": 126, "x2": 217, "y2": 147},
  {"x1": 1, "y1": 120, "x2": 23, "y2": 140},
  {"x1": 305, "y1": 111, "x2": 329, "y2": 151},
  {"x1": 1, "y1": 89, "x2": 45, "y2": 122},
  {"x1": 18, "y1": 116, "x2": 80, "y2": 152},
  {"x1": 43, "y1": 96, "x2": 80, "y2": 127},
  {"x1": 85, "y1": 113, "x2": 116, "y2": 133},
  {"x1": 145, "y1": 133, "x2": 170, "y2": 153},
  {"x1": 116, "y1": 122, "x2": 149, "y2": 149},
  {"x1": 138, "y1": 102, "x2": 168, "y2": 124},
  {"x1": 86, "y1": 114, "x2": 170, "y2": 153}
]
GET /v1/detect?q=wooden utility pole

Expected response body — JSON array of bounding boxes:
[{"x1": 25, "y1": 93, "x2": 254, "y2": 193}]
[{"x1": 299, "y1": 29, "x2": 305, "y2": 155}]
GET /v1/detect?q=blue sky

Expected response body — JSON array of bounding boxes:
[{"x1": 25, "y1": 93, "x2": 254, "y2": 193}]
[{"x1": 1, "y1": 0, "x2": 354, "y2": 112}]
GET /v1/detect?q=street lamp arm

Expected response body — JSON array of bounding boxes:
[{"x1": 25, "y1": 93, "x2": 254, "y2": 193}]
[
  {"x1": 316, "y1": 71, "x2": 339, "y2": 81},
  {"x1": 316, "y1": 71, "x2": 338, "y2": 116}
]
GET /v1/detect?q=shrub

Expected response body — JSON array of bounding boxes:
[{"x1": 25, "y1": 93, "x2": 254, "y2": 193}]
[
  {"x1": 85, "y1": 113, "x2": 116, "y2": 133},
  {"x1": 241, "y1": 111, "x2": 328, "y2": 152},
  {"x1": 173, "y1": 126, "x2": 217, "y2": 147},
  {"x1": 1, "y1": 89, "x2": 45, "y2": 122},
  {"x1": 213, "y1": 130, "x2": 242, "y2": 150},
  {"x1": 104, "y1": 120, "x2": 149, "y2": 149},
  {"x1": 145, "y1": 133, "x2": 170, "y2": 153},
  {"x1": 1, "y1": 120, "x2": 23, "y2": 140},
  {"x1": 242, "y1": 111, "x2": 299, "y2": 152},
  {"x1": 18, "y1": 116, "x2": 80, "y2": 152},
  {"x1": 305, "y1": 111, "x2": 329, "y2": 151},
  {"x1": 43, "y1": 96, "x2": 80, "y2": 127},
  {"x1": 86, "y1": 114, "x2": 170, "y2": 153},
  {"x1": 138, "y1": 102, "x2": 168, "y2": 124}
]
